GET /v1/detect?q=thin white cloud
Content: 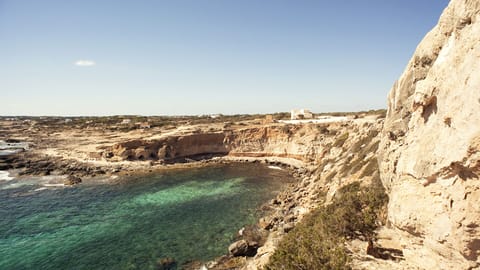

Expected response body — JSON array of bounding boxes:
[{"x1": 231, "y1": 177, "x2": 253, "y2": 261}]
[{"x1": 74, "y1": 60, "x2": 96, "y2": 67}]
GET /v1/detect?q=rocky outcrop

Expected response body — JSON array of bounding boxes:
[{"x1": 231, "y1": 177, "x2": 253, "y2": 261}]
[
  {"x1": 239, "y1": 120, "x2": 384, "y2": 269},
  {"x1": 104, "y1": 133, "x2": 228, "y2": 161},
  {"x1": 64, "y1": 175, "x2": 82, "y2": 185},
  {"x1": 379, "y1": 1, "x2": 480, "y2": 269},
  {"x1": 225, "y1": 125, "x2": 319, "y2": 162},
  {"x1": 1, "y1": 152, "x2": 107, "y2": 177},
  {"x1": 102, "y1": 126, "x2": 310, "y2": 163},
  {"x1": 228, "y1": 240, "x2": 258, "y2": 257},
  {"x1": 103, "y1": 122, "x2": 382, "y2": 170},
  {"x1": 156, "y1": 257, "x2": 177, "y2": 270}
]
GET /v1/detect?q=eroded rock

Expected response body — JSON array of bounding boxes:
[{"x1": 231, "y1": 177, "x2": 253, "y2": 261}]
[
  {"x1": 64, "y1": 175, "x2": 82, "y2": 185},
  {"x1": 228, "y1": 240, "x2": 258, "y2": 257},
  {"x1": 378, "y1": 0, "x2": 480, "y2": 269},
  {"x1": 156, "y1": 257, "x2": 176, "y2": 270}
]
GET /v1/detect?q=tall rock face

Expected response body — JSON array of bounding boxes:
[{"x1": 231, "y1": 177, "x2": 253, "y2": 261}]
[{"x1": 379, "y1": 0, "x2": 480, "y2": 269}]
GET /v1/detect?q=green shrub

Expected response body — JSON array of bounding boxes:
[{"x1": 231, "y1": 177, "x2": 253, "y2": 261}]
[
  {"x1": 317, "y1": 125, "x2": 330, "y2": 135},
  {"x1": 265, "y1": 228, "x2": 350, "y2": 270},
  {"x1": 281, "y1": 124, "x2": 293, "y2": 135},
  {"x1": 265, "y1": 177, "x2": 387, "y2": 270}
]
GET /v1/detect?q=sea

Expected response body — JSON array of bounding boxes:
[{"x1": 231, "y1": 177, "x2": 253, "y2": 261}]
[{"x1": 0, "y1": 163, "x2": 293, "y2": 270}]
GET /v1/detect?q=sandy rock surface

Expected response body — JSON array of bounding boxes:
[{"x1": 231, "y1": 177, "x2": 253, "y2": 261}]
[{"x1": 379, "y1": 0, "x2": 480, "y2": 269}]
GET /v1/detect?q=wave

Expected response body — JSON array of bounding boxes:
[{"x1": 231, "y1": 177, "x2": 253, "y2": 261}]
[
  {"x1": 0, "y1": 171, "x2": 14, "y2": 181},
  {"x1": 43, "y1": 183, "x2": 65, "y2": 187}
]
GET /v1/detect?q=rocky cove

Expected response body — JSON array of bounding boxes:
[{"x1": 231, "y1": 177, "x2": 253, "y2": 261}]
[
  {"x1": 0, "y1": 113, "x2": 385, "y2": 269},
  {"x1": 0, "y1": 163, "x2": 296, "y2": 270},
  {"x1": 2, "y1": 0, "x2": 480, "y2": 268}
]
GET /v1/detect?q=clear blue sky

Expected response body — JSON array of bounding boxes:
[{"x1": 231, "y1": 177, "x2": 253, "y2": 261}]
[{"x1": 0, "y1": 0, "x2": 450, "y2": 116}]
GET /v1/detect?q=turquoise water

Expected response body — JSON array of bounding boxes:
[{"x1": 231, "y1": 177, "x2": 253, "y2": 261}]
[{"x1": 0, "y1": 164, "x2": 292, "y2": 269}]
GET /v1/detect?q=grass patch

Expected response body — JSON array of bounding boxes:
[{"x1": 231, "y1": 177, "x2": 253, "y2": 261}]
[{"x1": 265, "y1": 176, "x2": 387, "y2": 270}]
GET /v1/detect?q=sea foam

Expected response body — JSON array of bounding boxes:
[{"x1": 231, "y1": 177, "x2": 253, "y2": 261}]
[{"x1": 0, "y1": 171, "x2": 13, "y2": 181}]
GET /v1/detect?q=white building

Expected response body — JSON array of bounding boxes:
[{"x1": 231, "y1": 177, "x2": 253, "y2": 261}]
[
  {"x1": 291, "y1": 109, "x2": 313, "y2": 120},
  {"x1": 209, "y1": 114, "x2": 222, "y2": 119},
  {"x1": 121, "y1": 119, "x2": 131, "y2": 124},
  {"x1": 135, "y1": 122, "x2": 151, "y2": 129}
]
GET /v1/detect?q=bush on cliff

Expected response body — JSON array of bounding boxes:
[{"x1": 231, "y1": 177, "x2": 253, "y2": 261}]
[{"x1": 265, "y1": 178, "x2": 387, "y2": 270}]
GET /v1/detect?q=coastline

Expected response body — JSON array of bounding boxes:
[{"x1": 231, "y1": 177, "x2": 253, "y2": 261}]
[
  {"x1": 1, "y1": 151, "x2": 313, "y2": 269},
  {"x1": 0, "y1": 114, "x2": 384, "y2": 269},
  {"x1": 1, "y1": 155, "x2": 308, "y2": 269}
]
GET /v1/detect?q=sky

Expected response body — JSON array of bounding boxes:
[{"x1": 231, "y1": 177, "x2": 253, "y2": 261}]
[{"x1": 0, "y1": 0, "x2": 450, "y2": 116}]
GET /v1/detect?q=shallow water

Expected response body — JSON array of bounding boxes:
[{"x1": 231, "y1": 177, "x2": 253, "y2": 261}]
[{"x1": 0, "y1": 163, "x2": 293, "y2": 270}]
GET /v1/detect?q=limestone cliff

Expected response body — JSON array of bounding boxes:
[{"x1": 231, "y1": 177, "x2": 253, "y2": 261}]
[
  {"x1": 105, "y1": 133, "x2": 228, "y2": 161},
  {"x1": 103, "y1": 125, "x2": 320, "y2": 163},
  {"x1": 379, "y1": 0, "x2": 480, "y2": 269},
  {"x1": 103, "y1": 120, "x2": 382, "y2": 172}
]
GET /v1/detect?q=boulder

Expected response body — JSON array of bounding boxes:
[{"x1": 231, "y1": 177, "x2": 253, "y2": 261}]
[
  {"x1": 64, "y1": 175, "x2": 82, "y2": 185},
  {"x1": 156, "y1": 257, "x2": 176, "y2": 270},
  {"x1": 259, "y1": 216, "x2": 275, "y2": 230},
  {"x1": 282, "y1": 223, "x2": 295, "y2": 233},
  {"x1": 228, "y1": 240, "x2": 258, "y2": 257}
]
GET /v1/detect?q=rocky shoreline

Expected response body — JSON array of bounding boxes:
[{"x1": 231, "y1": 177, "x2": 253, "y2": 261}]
[
  {"x1": 208, "y1": 166, "x2": 316, "y2": 270},
  {"x1": 0, "y1": 113, "x2": 384, "y2": 269},
  {"x1": 1, "y1": 149, "x2": 313, "y2": 269}
]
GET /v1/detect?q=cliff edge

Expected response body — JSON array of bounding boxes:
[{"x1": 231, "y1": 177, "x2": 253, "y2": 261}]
[{"x1": 379, "y1": 0, "x2": 480, "y2": 269}]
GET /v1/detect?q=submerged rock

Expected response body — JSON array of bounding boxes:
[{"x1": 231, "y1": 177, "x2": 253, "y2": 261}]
[{"x1": 156, "y1": 257, "x2": 177, "y2": 270}]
